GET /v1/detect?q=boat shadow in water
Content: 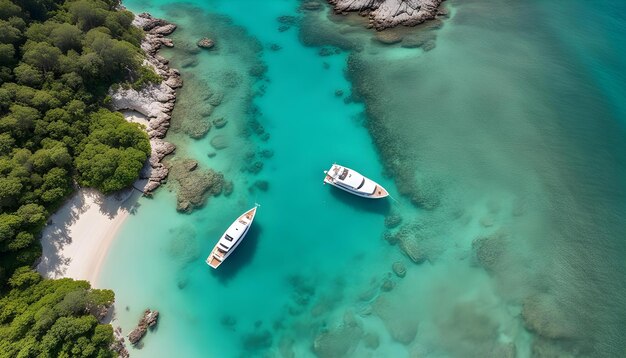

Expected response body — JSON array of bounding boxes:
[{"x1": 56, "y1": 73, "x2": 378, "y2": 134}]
[
  {"x1": 210, "y1": 224, "x2": 262, "y2": 284},
  {"x1": 329, "y1": 187, "x2": 392, "y2": 216}
]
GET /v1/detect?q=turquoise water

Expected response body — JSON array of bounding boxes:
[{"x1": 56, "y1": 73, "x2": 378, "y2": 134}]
[{"x1": 99, "y1": 0, "x2": 626, "y2": 357}]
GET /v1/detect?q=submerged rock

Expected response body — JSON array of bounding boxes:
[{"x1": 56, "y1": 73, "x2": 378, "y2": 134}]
[
  {"x1": 522, "y1": 294, "x2": 578, "y2": 339},
  {"x1": 182, "y1": 118, "x2": 211, "y2": 139},
  {"x1": 384, "y1": 214, "x2": 402, "y2": 228},
  {"x1": 253, "y1": 180, "x2": 269, "y2": 192},
  {"x1": 197, "y1": 37, "x2": 215, "y2": 49},
  {"x1": 472, "y1": 230, "x2": 508, "y2": 271},
  {"x1": 373, "y1": 296, "x2": 418, "y2": 344},
  {"x1": 212, "y1": 117, "x2": 228, "y2": 128},
  {"x1": 210, "y1": 135, "x2": 229, "y2": 150},
  {"x1": 223, "y1": 181, "x2": 234, "y2": 196},
  {"x1": 401, "y1": 32, "x2": 437, "y2": 49},
  {"x1": 260, "y1": 149, "x2": 274, "y2": 158},
  {"x1": 381, "y1": 277, "x2": 395, "y2": 292},
  {"x1": 245, "y1": 161, "x2": 264, "y2": 174},
  {"x1": 128, "y1": 309, "x2": 159, "y2": 345},
  {"x1": 373, "y1": 31, "x2": 403, "y2": 45},
  {"x1": 422, "y1": 40, "x2": 436, "y2": 51},
  {"x1": 279, "y1": 336, "x2": 296, "y2": 358},
  {"x1": 313, "y1": 312, "x2": 364, "y2": 358},
  {"x1": 169, "y1": 159, "x2": 225, "y2": 212},
  {"x1": 363, "y1": 332, "x2": 380, "y2": 349},
  {"x1": 392, "y1": 261, "x2": 407, "y2": 277},
  {"x1": 242, "y1": 329, "x2": 272, "y2": 350},
  {"x1": 398, "y1": 234, "x2": 427, "y2": 264},
  {"x1": 302, "y1": 1, "x2": 322, "y2": 11}
]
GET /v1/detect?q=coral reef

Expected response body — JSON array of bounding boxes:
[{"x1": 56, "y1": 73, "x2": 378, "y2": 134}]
[
  {"x1": 522, "y1": 294, "x2": 578, "y2": 340},
  {"x1": 168, "y1": 159, "x2": 224, "y2": 212},
  {"x1": 384, "y1": 213, "x2": 402, "y2": 228},
  {"x1": 472, "y1": 230, "x2": 508, "y2": 271}
]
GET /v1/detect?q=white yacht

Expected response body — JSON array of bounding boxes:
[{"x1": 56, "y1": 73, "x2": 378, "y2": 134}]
[
  {"x1": 323, "y1": 164, "x2": 389, "y2": 199},
  {"x1": 206, "y1": 206, "x2": 257, "y2": 269}
]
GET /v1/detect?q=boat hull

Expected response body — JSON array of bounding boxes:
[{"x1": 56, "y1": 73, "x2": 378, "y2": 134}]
[
  {"x1": 323, "y1": 165, "x2": 389, "y2": 199},
  {"x1": 324, "y1": 178, "x2": 389, "y2": 198},
  {"x1": 206, "y1": 207, "x2": 257, "y2": 269}
]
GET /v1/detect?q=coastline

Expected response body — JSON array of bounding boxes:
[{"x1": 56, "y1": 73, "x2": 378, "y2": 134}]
[
  {"x1": 37, "y1": 187, "x2": 141, "y2": 285},
  {"x1": 37, "y1": 12, "x2": 179, "y2": 286}
]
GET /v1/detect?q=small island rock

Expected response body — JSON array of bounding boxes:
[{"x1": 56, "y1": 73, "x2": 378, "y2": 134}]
[{"x1": 128, "y1": 309, "x2": 159, "y2": 345}]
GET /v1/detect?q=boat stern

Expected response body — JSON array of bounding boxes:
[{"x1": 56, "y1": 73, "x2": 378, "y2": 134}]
[{"x1": 206, "y1": 254, "x2": 222, "y2": 269}]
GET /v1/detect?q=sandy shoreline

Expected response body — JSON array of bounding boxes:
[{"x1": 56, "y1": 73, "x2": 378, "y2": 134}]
[
  {"x1": 36, "y1": 12, "x2": 179, "y2": 287},
  {"x1": 37, "y1": 186, "x2": 142, "y2": 285}
]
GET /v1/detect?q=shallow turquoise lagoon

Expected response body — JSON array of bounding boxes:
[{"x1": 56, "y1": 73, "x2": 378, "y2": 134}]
[
  {"x1": 100, "y1": 1, "x2": 405, "y2": 357},
  {"x1": 99, "y1": 0, "x2": 626, "y2": 357}
]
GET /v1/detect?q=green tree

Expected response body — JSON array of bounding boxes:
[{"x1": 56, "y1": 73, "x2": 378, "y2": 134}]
[
  {"x1": 0, "y1": 0, "x2": 23, "y2": 20},
  {"x1": 0, "y1": 20, "x2": 21, "y2": 44},
  {"x1": 75, "y1": 110, "x2": 149, "y2": 193},
  {"x1": 22, "y1": 42, "x2": 62, "y2": 73},
  {"x1": 0, "y1": 133, "x2": 14, "y2": 154},
  {"x1": 30, "y1": 140, "x2": 71, "y2": 172},
  {"x1": 24, "y1": 21, "x2": 57, "y2": 42},
  {"x1": 68, "y1": 0, "x2": 108, "y2": 31},
  {"x1": 51, "y1": 23, "x2": 83, "y2": 53},
  {"x1": 0, "y1": 44, "x2": 15, "y2": 66},
  {"x1": 13, "y1": 63, "x2": 43, "y2": 87}
]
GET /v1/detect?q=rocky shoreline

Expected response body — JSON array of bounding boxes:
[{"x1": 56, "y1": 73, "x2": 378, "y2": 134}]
[
  {"x1": 110, "y1": 13, "x2": 182, "y2": 194},
  {"x1": 327, "y1": 0, "x2": 445, "y2": 30}
]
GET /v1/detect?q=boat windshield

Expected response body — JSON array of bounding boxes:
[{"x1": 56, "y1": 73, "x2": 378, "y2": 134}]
[
  {"x1": 356, "y1": 178, "x2": 366, "y2": 189},
  {"x1": 225, "y1": 234, "x2": 234, "y2": 242},
  {"x1": 339, "y1": 168, "x2": 349, "y2": 180}
]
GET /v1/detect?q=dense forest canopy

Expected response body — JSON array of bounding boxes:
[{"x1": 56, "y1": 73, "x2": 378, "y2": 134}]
[
  {"x1": 0, "y1": 0, "x2": 151, "y2": 283},
  {"x1": 0, "y1": 0, "x2": 157, "y2": 355}
]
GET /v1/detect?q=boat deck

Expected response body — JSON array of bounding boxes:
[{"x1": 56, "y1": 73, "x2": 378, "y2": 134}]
[
  {"x1": 370, "y1": 185, "x2": 389, "y2": 198},
  {"x1": 207, "y1": 254, "x2": 222, "y2": 268}
]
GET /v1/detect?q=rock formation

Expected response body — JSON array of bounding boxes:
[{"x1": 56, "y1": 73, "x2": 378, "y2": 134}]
[
  {"x1": 168, "y1": 159, "x2": 224, "y2": 212},
  {"x1": 110, "y1": 326, "x2": 129, "y2": 358},
  {"x1": 197, "y1": 37, "x2": 215, "y2": 49},
  {"x1": 472, "y1": 230, "x2": 508, "y2": 272},
  {"x1": 110, "y1": 13, "x2": 181, "y2": 195},
  {"x1": 328, "y1": 0, "x2": 444, "y2": 30},
  {"x1": 128, "y1": 309, "x2": 159, "y2": 345}
]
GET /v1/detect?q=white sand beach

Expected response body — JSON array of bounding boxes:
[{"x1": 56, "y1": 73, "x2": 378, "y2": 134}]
[{"x1": 37, "y1": 187, "x2": 142, "y2": 285}]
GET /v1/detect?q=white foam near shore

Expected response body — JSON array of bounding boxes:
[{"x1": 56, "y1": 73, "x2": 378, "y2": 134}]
[{"x1": 37, "y1": 187, "x2": 142, "y2": 285}]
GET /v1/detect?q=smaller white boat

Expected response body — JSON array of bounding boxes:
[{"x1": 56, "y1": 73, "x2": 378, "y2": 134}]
[
  {"x1": 323, "y1": 164, "x2": 389, "y2": 199},
  {"x1": 206, "y1": 206, "x2": 258, "y2": 269}
]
